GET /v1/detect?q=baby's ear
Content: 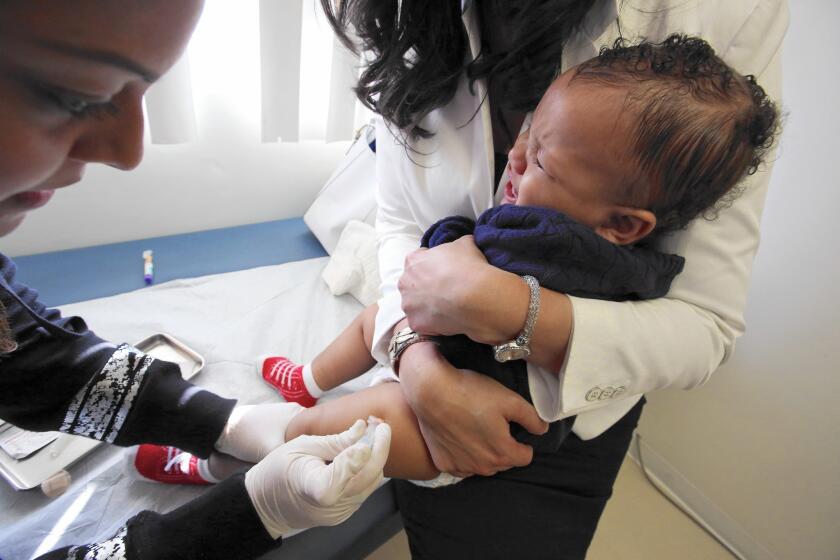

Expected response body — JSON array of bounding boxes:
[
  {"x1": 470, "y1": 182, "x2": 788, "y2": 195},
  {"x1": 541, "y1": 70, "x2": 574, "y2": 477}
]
[{"x1": 595, "y1": 207, "x2": 657, "y2": 245}]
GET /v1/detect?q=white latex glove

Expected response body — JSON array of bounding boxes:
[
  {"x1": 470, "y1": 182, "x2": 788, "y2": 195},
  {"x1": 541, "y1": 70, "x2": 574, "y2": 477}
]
[
  {"x1": 215, "y1": 403, "x2": 304, "y2": 464},
  {"x1": 245, "y1": 419, "x2": 392, "y2": 539}
]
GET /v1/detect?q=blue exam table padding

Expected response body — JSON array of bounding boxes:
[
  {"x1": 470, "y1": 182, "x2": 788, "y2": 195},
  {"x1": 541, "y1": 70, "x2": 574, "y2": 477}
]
[
  {"x1": 13, "y1": 218, "x2": 327, "y2": 307},
  {"x1": 12, "y1": 217, "x2": 402, "y2": 559}
]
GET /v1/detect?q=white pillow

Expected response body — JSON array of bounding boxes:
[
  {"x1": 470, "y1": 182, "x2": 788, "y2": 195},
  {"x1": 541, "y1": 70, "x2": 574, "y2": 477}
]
[{"x1": 321, "y1": 220, "x2": 381, "y2": 306}]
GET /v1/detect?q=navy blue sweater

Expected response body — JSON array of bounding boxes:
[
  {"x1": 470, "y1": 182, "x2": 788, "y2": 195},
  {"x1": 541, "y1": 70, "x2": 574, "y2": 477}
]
[
  {"x1": 0, "y1": 253, "x2": 280, "y2": 559},
  {"x1": 422, "y1": 205, "x2": 685, "y2": 451}
]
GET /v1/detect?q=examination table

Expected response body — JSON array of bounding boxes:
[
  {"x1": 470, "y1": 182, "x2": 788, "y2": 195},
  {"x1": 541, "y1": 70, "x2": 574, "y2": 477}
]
[{"x1": 0, "y1": 218, "x2": 403, "y2": 559}]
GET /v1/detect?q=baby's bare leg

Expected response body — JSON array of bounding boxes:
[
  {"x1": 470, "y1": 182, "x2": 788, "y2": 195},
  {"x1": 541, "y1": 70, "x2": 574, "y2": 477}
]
[
  {"x1": 311, "y1": 304, "x2": 378, "y2": 391},
  {"x1": 285, "y1": 383, "x2": 439, "y2": 481}
]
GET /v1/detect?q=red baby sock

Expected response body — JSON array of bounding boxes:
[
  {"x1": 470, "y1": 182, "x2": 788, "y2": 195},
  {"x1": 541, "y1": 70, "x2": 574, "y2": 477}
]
[
  {"x1": 130, "y1": 444, "x2": 213, "y2": 485},
  {"x1": 259, "y1": 356, "x2": 319, "y2": 408}
]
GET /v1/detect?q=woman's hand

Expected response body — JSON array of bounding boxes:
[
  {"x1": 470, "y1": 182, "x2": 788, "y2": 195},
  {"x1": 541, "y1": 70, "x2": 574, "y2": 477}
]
[
  {"x1": 399, "y1": 235, "x2": 527, "y2": 344},
  {"x1": 398, "y1": 342, "x2": 548, "y2": 477},
  {"x1": 399, "y1": 234, "x2": 574, "y2": 372},
  {"x1": 215, "y1": 402, "x2": 306, "y2": 463},
  {"x1": 245, "y1": 419, "x2": 391, "y2": 539}
]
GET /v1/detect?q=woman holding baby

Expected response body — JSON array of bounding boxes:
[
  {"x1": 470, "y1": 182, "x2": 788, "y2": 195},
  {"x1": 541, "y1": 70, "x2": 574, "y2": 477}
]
[{"x1": 321, "y1": 0, "x2": 788, "y2": 557}]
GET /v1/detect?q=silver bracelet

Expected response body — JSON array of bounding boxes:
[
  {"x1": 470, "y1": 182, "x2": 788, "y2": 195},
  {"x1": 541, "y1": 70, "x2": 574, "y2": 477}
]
[{"x1": 492, "y1": 275, "x2": 540, "y2": 362}]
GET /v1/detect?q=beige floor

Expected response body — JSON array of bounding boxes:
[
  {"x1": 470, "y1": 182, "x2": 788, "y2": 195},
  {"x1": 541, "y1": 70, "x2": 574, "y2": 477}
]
[{"x1": 366, "y1": 457, "x2": 735, "y2": 560}]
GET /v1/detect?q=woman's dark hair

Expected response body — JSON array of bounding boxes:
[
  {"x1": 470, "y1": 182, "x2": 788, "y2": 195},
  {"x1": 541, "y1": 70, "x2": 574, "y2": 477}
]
[
  {"x1": 320, "y1": 0, "x2": 596, "y2": 138},
  {"x1": 573, "y1": 34, "x2": 779, "y2": 234}
]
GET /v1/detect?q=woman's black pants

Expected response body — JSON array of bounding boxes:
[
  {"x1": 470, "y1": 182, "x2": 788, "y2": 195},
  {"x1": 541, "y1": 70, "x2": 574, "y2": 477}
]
[{"x1": 394, "y1": 397, "x2": 645, "y2": 559}]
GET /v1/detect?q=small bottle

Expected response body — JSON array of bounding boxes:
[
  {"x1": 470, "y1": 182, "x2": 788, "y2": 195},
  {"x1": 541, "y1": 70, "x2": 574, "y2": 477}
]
[
  {"x1": 41, "y1": 469, "x2": 72, "y2": 498},
  {"x1": 143, "y1": 250, "x2": 154, "y2": 285}
]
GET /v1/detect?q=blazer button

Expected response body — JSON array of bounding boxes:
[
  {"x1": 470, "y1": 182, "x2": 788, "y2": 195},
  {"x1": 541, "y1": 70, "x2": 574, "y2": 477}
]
[{"x1": 585, "y1": 387, "x2": 602, "y2": 401}]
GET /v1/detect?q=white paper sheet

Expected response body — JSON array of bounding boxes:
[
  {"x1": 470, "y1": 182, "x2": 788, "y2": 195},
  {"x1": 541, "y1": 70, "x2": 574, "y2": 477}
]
[{"x1": 0, "y1": 428, "x2": 59, "y2": 461}]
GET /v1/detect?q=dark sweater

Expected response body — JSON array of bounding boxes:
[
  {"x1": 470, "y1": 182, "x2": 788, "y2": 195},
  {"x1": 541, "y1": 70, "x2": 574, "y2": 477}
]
[
  {"x1": 0, "y1": 253, "x2": 280, "y2": 559},
  {"x1": 422, "y1": 205, "x2": 685, "y2": 451}
]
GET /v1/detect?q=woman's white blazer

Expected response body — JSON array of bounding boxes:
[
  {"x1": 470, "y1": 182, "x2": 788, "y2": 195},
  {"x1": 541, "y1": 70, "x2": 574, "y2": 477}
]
[{"x1": 371, "y1": 0, "x2": 789, "y2": 439}]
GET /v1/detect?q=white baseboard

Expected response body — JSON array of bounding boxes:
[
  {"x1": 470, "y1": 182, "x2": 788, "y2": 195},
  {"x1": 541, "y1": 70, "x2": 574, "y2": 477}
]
[{"x1": 628, "y1": 433, "x2": 778, "y2": 560}]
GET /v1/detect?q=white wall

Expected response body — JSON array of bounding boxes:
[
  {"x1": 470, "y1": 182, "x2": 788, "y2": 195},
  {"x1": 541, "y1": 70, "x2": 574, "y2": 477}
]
[
  {"x1": 0, "y1": 139, "x2": 347, "y2": 257},
  {"x1": 636, "y1": 2, "x2": 840, "y2": 559}
]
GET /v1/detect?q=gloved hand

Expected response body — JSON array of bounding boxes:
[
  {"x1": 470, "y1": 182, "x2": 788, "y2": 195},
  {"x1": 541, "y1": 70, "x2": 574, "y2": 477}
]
[
  {"x1": 245, "y1": 418, "x2": 391, "y2": 539},
  {"x1": 215, "y1": 403, "x2": 304, "y2": 464}
]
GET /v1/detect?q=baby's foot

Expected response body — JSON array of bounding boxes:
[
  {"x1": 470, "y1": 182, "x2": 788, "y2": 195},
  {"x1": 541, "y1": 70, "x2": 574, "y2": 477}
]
[
  {"x1": 128, "y1": 444, "x2": 214, "y2": 485},
  {"x1": 259, "y1": 356, "x2": 318, "y2": 408}
]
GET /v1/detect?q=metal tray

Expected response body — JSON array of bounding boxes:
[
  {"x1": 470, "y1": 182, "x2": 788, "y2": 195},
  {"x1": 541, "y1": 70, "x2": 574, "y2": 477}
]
[
  {"x1": 134, "y1": 333, "x2": 204, "y2": 380},
  {"x1": 0, "y1": 333, "x2": 204, "y2": 490}
]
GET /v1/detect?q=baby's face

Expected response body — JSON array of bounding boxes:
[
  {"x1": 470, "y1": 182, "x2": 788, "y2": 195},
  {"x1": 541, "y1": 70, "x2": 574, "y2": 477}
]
[{"x1": 502, "y1": 70, "x2": 637, "y2": 229}]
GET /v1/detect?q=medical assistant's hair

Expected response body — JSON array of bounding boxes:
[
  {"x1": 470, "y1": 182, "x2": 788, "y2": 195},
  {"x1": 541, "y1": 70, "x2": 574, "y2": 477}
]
[
  {"x1": 320, "y1": 0, "x2": 596, "y2": 138},
  {"x1": 573, "y1": 34, "x2": 779, "y2": 234}
]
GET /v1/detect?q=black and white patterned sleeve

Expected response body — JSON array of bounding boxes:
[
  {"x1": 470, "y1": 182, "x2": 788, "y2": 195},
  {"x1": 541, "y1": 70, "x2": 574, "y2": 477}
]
[
  {"x1": 49, "y1": 340, "x2": 238, "y2": 458},
  {"x1": 60, "y1": 344, "x2": 153, "y2": 444},
  {"x1": 1, "y1": 328, "x2": 235, "y2": 458},
  {"x1": 33, "y1": 526, "x2": 128, "y2": 560},
  {"x1": 65, "y1": 526, "x2": 129, "y2": 560}
]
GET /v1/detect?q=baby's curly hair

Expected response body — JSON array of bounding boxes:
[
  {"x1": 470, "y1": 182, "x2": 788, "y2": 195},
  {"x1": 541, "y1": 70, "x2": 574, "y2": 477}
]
[{"x1": 574, "y1": 34, "x2": 779, "y2": 234}]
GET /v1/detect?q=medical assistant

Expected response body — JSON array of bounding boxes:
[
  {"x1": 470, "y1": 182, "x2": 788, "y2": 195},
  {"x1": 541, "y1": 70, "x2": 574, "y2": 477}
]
[
  {"x1": 372, "y1": 0, "x2": 788, "y2": 440},
  {"x1": 0, "y1": 253, "x2": 280, "y2": 560}
]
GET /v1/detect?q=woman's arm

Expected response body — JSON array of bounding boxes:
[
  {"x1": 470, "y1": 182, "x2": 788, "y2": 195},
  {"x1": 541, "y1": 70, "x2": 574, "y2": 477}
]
[
  {"x1": 0, "y1": 254, "x2": 236, "y2": 457},
  {"x1": 0, "y1": 257, "x2": 302, "y2": 464}
]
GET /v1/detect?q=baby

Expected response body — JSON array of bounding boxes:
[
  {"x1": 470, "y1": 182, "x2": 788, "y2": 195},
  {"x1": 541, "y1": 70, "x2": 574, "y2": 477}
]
[{"x1": 133, "y1": 35, "x2": 778, "y2": 485}]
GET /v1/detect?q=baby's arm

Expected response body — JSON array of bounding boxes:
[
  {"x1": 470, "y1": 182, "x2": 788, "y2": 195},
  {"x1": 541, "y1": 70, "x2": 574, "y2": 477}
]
[{"x1": 285, "y1": 382, "x2": 439, "y2": 481}]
